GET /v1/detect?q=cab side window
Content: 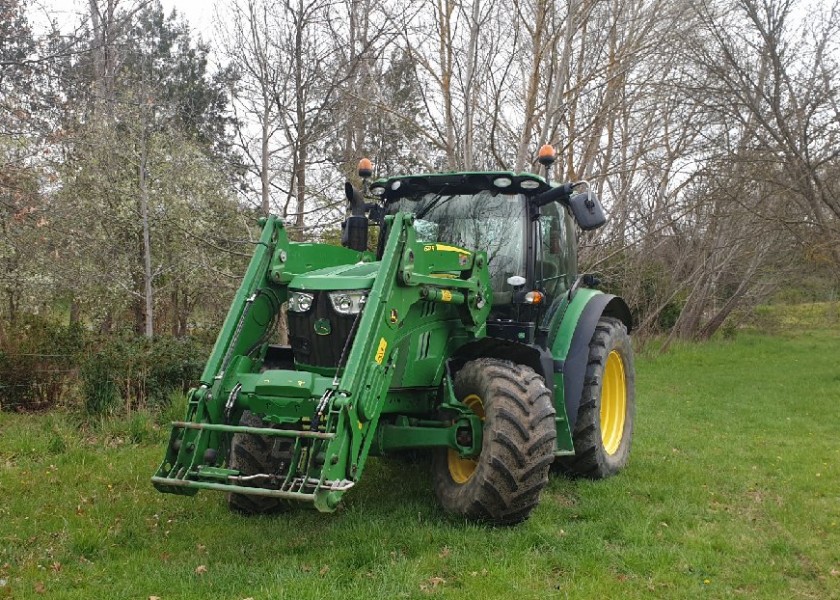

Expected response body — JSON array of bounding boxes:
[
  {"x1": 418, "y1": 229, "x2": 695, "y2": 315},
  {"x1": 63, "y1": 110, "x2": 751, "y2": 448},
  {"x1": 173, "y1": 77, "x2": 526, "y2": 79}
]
[{"x1": 536, "y1": 204, "x2": 572, "y2": 298}]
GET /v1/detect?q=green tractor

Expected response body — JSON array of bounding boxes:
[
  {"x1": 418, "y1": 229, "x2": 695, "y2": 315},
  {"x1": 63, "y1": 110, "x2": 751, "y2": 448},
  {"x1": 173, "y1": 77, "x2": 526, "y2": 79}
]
[{"x1": 153, "y1": 146, "x2": 635, "y2": 525}]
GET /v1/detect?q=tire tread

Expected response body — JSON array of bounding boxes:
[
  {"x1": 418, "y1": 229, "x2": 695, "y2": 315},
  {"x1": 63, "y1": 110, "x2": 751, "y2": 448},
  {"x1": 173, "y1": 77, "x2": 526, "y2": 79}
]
[
  {"x1": 555, "y1": 317, "x2": 635, "y2": 479},
  {"x1": 433, "y1": 358, "x2": 556, "y2": 525}
]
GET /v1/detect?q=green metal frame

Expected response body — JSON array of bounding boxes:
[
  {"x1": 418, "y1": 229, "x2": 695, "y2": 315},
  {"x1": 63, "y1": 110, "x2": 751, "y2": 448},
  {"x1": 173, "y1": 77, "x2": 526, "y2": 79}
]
[
  {"x1": 544, "y1": 287, "x2": 604, "y2": 453},
  {"x1": 153, "y1": 212, "x2": 493, "y2": 511}
]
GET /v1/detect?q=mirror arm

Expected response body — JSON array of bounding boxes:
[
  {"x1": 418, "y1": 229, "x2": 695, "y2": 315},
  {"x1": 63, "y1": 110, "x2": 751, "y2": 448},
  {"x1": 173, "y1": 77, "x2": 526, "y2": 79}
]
[{"x1": 530, "y1": 181, "x2": 576, "y2": 209}]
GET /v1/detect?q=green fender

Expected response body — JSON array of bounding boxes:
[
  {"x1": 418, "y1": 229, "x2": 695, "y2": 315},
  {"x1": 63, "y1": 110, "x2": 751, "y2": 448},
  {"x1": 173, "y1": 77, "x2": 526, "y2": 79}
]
[{"x1": 550, "y1": 289, "x2": 632, "y2": 436}]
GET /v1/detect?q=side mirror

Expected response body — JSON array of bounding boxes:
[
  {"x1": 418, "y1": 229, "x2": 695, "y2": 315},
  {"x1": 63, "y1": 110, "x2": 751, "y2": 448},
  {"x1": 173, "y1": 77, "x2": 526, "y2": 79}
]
[{"x1": 569, "y1": 191, "x2": 606, "y2": 231}]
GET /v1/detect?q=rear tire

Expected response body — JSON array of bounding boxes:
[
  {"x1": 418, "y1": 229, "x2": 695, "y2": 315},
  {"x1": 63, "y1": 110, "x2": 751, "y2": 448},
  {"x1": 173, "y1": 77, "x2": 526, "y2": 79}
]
[
  {"x1": 557, "y1": 316, "x2": 635, "y2": 478},
  {"x1": 432, "y1": 359, "x2": 556, "y2": 525},
  {"x1": 227, "y1": 411, "x2": 295, "y2": 515}
]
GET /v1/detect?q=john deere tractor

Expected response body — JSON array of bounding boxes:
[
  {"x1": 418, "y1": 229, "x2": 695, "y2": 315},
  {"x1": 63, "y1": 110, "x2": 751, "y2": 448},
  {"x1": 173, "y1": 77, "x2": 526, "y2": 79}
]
[{"x1": 153, "y1": 146, "x2": 635, "y2": 525}]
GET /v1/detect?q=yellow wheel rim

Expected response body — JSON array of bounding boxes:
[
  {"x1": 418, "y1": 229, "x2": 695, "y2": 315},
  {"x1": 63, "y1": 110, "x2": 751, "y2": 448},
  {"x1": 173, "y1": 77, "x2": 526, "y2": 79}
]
[
  {"x1": 447, "y1": 394, "x2": 485, "y2": 484},
  {"x1": 600, "y1": 350, "x2": 627, "y2": 456}
]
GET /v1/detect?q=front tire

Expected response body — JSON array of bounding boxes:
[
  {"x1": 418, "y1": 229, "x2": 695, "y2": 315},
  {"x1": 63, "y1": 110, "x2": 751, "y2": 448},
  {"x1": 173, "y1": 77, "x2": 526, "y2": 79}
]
[
  {"x1": 432, "y1": 359, "x2": 556, "y2": 525},
  {"x1": 227, "y1": 411, "x2": 295, "y2": 515},
  {"x1": 557, "y1": 316, "x2": 635, "y2": 478}
]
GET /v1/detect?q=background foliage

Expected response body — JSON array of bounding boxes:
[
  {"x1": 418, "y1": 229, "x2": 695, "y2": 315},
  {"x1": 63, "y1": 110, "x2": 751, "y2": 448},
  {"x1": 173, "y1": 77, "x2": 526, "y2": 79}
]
[{"x1": 1, "y1": 0, "x2": 840, "y2": 412}]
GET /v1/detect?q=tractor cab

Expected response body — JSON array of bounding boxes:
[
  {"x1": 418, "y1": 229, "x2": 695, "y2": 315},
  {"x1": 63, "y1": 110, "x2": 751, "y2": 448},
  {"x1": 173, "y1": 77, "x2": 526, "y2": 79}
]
[
  {"x1": 348, "y1": 146, "x2": 607, "y2": 346},
  {"x1": 376, "y1": 172, "x2": 579, "y2": 333}
]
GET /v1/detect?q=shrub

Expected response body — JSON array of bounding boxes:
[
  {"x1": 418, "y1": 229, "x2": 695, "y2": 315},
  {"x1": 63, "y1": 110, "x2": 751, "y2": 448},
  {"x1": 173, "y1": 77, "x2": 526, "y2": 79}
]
[
  {"x1": 0, "y1": 316, "x2": 85, "y2": 411},
  {"x1": 79, "y1": 345, "x2": 120, "y2": 415},
  {"x1": 80, "y1": 334, "x2": 206, "y2": 416}
]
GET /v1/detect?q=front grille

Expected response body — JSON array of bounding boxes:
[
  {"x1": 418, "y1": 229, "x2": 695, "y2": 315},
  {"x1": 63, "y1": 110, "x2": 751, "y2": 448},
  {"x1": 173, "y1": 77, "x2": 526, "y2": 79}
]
[{"x1": 287, "y1": 291, "x2": 359, "y2": 368}]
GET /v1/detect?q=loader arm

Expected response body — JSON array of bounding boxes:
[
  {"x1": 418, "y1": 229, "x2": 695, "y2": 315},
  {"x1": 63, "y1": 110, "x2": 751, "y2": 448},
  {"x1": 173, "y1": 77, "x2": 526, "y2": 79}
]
[
  {"x1": 310, "y1": 212, "x2": 491, "y2": 509},
  {"x1": 152, "y1": 212, "x2": 492, "y2": 512}
]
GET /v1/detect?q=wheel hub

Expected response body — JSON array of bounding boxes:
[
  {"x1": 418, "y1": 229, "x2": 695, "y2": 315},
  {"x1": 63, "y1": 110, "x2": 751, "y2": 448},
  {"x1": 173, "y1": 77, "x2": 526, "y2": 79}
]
[
  {"x1": 447, "y1": 394, "x2": 485, "y2": 483},
  {"x1": 600, "y1": 350, "x2": 627, "y2": 456}
]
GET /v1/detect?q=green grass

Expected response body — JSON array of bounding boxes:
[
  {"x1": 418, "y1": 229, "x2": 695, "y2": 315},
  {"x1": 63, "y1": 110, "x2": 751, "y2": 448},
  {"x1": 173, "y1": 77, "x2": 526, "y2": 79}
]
[
  {"x1": 2, "y1": 326, "x2": 840, "y2": 598},
  {"x1": 751, "y1": 301, "x2": 840, "y2": 332}
]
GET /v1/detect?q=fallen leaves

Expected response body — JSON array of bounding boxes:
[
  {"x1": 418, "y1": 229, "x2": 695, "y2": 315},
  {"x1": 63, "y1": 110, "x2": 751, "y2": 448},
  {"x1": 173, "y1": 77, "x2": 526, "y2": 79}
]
[
  {"x1": 420, "y1": 576, "x2": 446, "y2": 592},
  {"x1": 300, "y1": 564, "x2": 331, "y2": 576},
  {"x1": 194, "y1": 565, "x2": 208, "y2": 575}
]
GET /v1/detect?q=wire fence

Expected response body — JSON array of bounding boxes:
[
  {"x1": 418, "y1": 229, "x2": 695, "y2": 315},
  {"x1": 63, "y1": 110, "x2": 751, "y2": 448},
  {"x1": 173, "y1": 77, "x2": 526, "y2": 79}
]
[
  {"x1": 1, "y1": 373, "x2": 192, "y2": 412},
  {"x1": 2, "y1": 354, "x2": 121, "y2": 412},
  {"x1": 1, "y1": 328, "x2": 206, "y2": 413},
  {"x1": 0, "y1": 353, "x2": 76, "y2": 394}
]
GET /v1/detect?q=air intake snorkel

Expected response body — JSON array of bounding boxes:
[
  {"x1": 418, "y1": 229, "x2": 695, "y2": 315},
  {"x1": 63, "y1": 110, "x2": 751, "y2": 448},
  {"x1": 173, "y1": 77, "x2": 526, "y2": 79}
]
[{"x1": 342, "y1": 159, "x2": 374, "y2": 252}]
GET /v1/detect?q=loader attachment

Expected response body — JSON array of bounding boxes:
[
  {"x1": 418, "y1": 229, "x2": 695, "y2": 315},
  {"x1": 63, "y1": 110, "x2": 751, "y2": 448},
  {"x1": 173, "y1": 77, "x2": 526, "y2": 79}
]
[{"x1": 153, "y1": 212, "x2": 492, "y2": 512}]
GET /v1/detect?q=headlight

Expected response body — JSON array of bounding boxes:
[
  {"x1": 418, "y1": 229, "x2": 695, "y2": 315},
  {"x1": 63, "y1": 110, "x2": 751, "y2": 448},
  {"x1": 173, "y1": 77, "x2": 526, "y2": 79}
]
[
  {"x1": 288, "y1": 291, "x2": 314, "y2": 312},
  {"x1": 328, "y1": 291, "x2": 367, "y2": 315}
]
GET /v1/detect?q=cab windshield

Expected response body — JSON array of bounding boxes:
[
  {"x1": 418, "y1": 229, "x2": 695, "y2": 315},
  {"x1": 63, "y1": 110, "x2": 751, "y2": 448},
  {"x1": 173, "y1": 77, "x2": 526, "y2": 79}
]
[{"x1": 386, "y1": 191, "x2": 526, "y2": 297}]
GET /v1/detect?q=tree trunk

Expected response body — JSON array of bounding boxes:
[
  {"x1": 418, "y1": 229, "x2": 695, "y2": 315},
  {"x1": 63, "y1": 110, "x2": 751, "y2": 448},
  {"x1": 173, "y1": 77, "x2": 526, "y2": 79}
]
[
  {"x1": 171, "y1": 285, "x2": 179, "y2": 337},
  {"x1": 515, "y1": 0, "x2": 548, "y2": 171},
  {"x1": 139, "y1": 131, "x2": 154, "y2": 339},
  {"x1": 462, "y1": 0, "x2": 482, "y2": 170},
  {"x1": 69, "y1": 300, "x2": 80, "y2": 326},
  {"x1": 437, "y1": 0, "x2": 457, "y2": 169},
  {"x1": 295, "y1": 143, "x2": 306, "y2": 234},
  {"x1": 88, "y1": 0, "x2": 117, "y2": 111},
  {"x1": 260, "y1": 103, "x2": 271, "y2": 216}
]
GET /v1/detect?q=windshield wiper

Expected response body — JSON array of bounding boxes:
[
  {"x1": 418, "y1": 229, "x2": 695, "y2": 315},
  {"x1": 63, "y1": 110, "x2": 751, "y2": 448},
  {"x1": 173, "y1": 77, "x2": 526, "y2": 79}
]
[{"x1": 415, "y1": 183, "x2": 454, "y2": 220}]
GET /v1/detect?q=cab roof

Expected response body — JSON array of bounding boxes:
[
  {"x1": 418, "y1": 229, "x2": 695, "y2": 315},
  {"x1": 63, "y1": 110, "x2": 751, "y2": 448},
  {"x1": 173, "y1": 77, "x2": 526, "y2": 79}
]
[{"x1": 370, "y1": 171, "x2": 552, "y2": 202}]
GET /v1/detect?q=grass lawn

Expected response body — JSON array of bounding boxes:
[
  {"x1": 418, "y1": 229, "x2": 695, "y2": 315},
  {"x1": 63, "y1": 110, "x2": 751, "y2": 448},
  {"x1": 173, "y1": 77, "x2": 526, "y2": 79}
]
[{"x1": 1, "y1": 322, "x2": 839, "y2": 598}]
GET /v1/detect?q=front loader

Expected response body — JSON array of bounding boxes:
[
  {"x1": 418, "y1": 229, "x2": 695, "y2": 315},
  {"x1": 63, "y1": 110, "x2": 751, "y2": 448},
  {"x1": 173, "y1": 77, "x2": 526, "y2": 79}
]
[{"x1": 152, "y1": 146, "x2": 635, "y2": 525}]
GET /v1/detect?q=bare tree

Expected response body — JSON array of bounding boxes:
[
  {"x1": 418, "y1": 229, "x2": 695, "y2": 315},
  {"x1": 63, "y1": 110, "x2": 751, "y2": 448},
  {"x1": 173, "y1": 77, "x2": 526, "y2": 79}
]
[
  {"x1": 687, "y1": 0, "x2": 840, "y2": 274},
  {"x1": 218, "y1": 0, "x2": 288, "y2": 216}
]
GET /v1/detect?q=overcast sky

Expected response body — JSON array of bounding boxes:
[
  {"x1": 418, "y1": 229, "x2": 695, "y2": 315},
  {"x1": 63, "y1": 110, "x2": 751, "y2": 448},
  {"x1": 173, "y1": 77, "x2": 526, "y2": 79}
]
[
  {"x1": 159, "y1": 0, "x2": 215, "y2": 39},
  {"x1": 29, "y1": 0, "x2": 218, "y2": 40}
]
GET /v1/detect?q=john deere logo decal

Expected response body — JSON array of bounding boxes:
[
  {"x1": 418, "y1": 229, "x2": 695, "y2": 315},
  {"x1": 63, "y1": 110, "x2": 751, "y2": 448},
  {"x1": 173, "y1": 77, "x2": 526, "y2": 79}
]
[{"x1": 314, "y1": 318, "x2": 331, "y2": 335}]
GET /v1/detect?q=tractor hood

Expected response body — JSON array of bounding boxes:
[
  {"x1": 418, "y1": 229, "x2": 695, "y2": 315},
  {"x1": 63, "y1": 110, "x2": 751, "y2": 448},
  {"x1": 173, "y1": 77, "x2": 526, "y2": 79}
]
[{"x1": 287, "y1": 261, "x2": 379, "y2": 291}]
